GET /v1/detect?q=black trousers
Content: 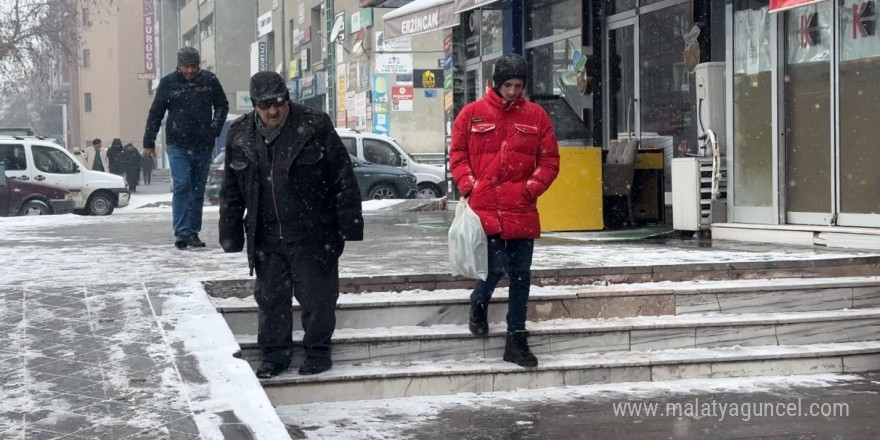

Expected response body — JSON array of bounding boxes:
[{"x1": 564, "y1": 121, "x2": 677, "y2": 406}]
[{"x1": 253, "y1": 237, "x2": 340, "y2": 367}]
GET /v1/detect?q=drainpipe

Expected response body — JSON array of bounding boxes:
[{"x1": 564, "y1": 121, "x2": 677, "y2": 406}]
[{"x1": 326, "y1": 0, "x2": 335, "y2": 125}]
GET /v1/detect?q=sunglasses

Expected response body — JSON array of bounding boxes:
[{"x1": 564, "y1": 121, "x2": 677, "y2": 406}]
[{"x1": 255, "y1": 97, "x2": 288, "y2": 110}]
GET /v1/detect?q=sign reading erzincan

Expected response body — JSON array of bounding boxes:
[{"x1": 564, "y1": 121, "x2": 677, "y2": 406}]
[
  {"x1": 142, "y1": 0, "x2": 156, "y2": 76},
  {"x1": 383, "y1": 1, "x2": 458, "y2": 40}
]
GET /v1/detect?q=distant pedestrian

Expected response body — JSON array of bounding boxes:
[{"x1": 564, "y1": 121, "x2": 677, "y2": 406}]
[
  {"x1": 219, "y1": 71, "x2": 363, "y2": 379},
  {"x1": 449, "y1": 54, "x2": 560, "y2": 368},
  {"x1": 141, "y1": 150, "x2": 155, "y2": 185},
  {"x1": 84, "y1": 138, "x2": 109, "y2": 172},
  {"x1": 123, "y1": 143, "x2": 141, "y2": 192},
  {"x1": 142, "y1": 46, "x2": 229, "y2": 249},
  {"x1": 106, "y1": 138, "x2": 125, "y2": 176}
]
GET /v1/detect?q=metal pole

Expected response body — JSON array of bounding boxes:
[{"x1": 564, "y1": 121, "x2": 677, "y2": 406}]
[{"x1": 326, "y1": 0, "x2": 335, "y2": 125}]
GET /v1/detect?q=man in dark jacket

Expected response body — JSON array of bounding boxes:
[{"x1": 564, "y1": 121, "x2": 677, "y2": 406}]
[
  {"x1": 219, "y1": 71, "x2": 363, "y2": 379},
  {"x1": 142, "y1": 46, "x2": 229, "y2": 249}
]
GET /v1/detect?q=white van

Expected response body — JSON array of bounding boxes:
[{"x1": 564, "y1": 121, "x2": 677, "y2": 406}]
[
  {"x1": 0, "y1": 136, "x2": 130, "y2": 215},
  {"x1": 336, "y1": 128, "x2": 446, "y2": 198}
]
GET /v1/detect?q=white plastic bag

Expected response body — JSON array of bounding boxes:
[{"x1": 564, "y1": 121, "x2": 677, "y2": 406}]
[{"x1": 448, "y1": 198, "x2": 488, "y2": 280}]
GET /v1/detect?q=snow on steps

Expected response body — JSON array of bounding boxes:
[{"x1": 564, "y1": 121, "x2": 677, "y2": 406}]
[
  {"x1": 215, "y1": 276, "x2": 880, "y2": 335},
  {"x1": 213, "y1": 277, "x2": 880, "y2": 405},
  {"x1": 234, "y1": 308, "x2": 880, "y2": 367},
  {"x1": 261, "y1": 342, "x2": 880, "y2": 405}
]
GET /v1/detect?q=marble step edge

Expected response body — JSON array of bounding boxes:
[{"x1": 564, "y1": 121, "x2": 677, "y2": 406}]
[
  {"x1": 203, "y1": 257, "x2": 880, "y2": 297},
  {"x1": 213, "y1": 276, "x2": 880, "y2": 312},
  {"x1": 236, "y1": 308, "x2": 880, "y2": 347},
  {"x1": 260, "y1": 341, "x2": 880, "y2": 386}
]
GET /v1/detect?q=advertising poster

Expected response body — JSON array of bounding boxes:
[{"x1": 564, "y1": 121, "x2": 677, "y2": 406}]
[
  {"x1": 372, "y1": 74, "x2": 390, "y2": 135},
  {"x1": 391, "y1": 85, "x2": 413, "y2": 112}
]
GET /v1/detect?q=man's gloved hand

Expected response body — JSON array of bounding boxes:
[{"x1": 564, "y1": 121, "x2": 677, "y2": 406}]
[{"x1": 143, "y1": 139, "x2": 156, "y2": 150}]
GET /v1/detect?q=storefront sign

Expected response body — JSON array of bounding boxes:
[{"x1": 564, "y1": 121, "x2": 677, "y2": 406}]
[
  {"x1": 375, "y1": 54, "x2": 413, "y2": 74},
  {"x1": 770, "y1": 0, "x2": 826, "y2": 12},
  {"x1": 301, "y1": 75, "x2": 315, "y2": 99},
  {"x1": 142, "y1": 0, "x2": 156, "y2": 76},
  {"x1": 376, "y1": 31, "x2": 412, "y2": 52},
  {"x1": 316, "y1": 71, "x2": 327, "y2": 95}
]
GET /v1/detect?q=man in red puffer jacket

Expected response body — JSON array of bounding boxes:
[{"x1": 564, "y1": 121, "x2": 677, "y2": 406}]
[{"x1": 450, "y1": 53, "x2": 560, "y2": 368}]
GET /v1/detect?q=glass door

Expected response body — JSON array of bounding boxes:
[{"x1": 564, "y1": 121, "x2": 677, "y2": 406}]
[
  {"x1": 783, "y1": 3, "x2": 834, "y2": 225},
  {"x1": 836, "y1": 0, "x2": 880, "y2": 227},
  {"x1": 606, "y1": 19, "x2": 637, "y2": 143}
]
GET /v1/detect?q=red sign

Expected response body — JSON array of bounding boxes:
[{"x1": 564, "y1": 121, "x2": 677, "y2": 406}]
[
  {"x1": 391, "y1": 86, "x2": 413, "y2": 101},
  {"x1": 769, "y1": 0, "x2": 825, "y2": 13},
  {"x1": 143, "y1": 0, "x2": 156, "y2": 75}
]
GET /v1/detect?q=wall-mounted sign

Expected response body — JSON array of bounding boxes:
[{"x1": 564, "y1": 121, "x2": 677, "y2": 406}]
[
  {"x1": 391, "y1": 86, "x2": 413, "y2": 112},
  {"x1": 414, "y1": 69, "x2": 443, "y2": 88},
  {"x1": 258, "y1": 11, "x2": 273, "y2": 38},
  {"x1": 350, "y1": 8, "x2": 373, "y2": 33},
  {"x1": 142, "y1": 0, "x2": 156, "y2": 76},
  {"x1": 376, "y1": 31, "x2": 411, "y2": 52},
  {"x1": 375, "y1": 53, "x2": 413, "y2": 74}
]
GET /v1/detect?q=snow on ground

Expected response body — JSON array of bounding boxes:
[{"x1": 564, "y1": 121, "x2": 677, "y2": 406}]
[{"x1": 276, "y1": 374, "x2": 864, "y2": 440}]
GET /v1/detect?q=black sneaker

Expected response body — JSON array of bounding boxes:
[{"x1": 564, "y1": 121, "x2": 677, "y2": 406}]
[
  {"x1": 174, "y1": 238, "x2": 188, "y2": 250},
  {"x1": 255, "y1": 362, "x2": 288, "y2": 379},
  {"x1": 298, "y1": 356, "x2": 332, "y2": 375},
  {"x1": 187, "y1": 235, "x2": 206, "y2": 247}
]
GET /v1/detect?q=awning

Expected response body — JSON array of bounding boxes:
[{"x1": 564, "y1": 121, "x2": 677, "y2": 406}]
[
  {"x1": 454, "y1": 0, "x2": 501, "y2": 14},
  {"x1": 769, "y1": 0, "x2": 826, "y2": 12},
  {"x1": 383, "y1": 0, "x2": 458, "y2": 40}
]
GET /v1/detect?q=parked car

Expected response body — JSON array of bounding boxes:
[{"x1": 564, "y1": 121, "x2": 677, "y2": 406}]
[
  {"x1": 0, "y1": 136, "x2": 130, "y2": 215},
  {"x1": 349, "y1": 154, "x2": 418, "y2": 199},
  {"x1": 336, "y1": 128, "x2": 446, "y2": 198},
  {"x1": 204, "y1": 151, "x2": 418, "y2": 204},
  {"x1": 0, "y1": 163, "x2": 75, "y2": 216}
]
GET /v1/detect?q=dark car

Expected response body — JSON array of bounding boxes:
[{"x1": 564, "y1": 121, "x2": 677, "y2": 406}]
[
  {"x1": 0, "y1": 164, "x2": 75, "y2": 216},
  {"x1": 350, "y1": 154, "x2": 418, "y2": 199},
  {"x1": 204, "y1": 152, "x2": 418, "y2": 204}
]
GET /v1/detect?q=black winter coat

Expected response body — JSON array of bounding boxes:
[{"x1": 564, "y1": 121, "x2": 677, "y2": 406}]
[
  {"x1": 143, "y1": 69, "x2": 229, "y2": 150},
  {"x1": 218, "y1": 103, "x2": 363, "y2": 272}
]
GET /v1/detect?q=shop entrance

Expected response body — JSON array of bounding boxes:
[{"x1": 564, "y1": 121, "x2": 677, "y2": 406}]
[
  {"x1": 605, "y1": 0, "x2": 698, "y2": 197},
  {"x1": 781, "y1": 2, "x2": 880, "y2": 228}
]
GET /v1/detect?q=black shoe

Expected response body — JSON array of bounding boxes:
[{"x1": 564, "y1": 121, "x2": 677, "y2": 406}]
[
  {"x1": 503, "y1": 330, "x2": 538, "y2": 368},
  {"x1": 187, "y1": 235, "x2": 206, "y2": 247},
  {"x1": 174, "y1": 238, "x2": 188, "y2": 250},
  {"x1": 256, "y1": 362, "x2": 287, "y2": 379},
  {"x1": 298, "y1": 356, "x2": 332, "y2": 375},
  {"x1": 469, "y1": 304, "x2": 489, "y2": 337}
]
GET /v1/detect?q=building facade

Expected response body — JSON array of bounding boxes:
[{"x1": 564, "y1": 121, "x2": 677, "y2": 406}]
[{"x1": 73, "y1": 1, "x2": 156, "y2": 151}]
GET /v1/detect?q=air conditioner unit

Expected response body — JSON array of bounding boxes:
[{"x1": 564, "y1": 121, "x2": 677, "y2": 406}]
[{"x1": 672, "y1": 157, "x2": 727, "y2": 231}]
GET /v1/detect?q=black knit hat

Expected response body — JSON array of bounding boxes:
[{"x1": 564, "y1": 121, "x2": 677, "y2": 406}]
[
  {"x1": 250, "y1": 71, "x2": 289, "y2": 102},
  {"x1": 177, "y1": 47, "x2": 200, "y2": 66},
  {"x1": 492, "y1": 54, "x2": 528, "y2": 86}
]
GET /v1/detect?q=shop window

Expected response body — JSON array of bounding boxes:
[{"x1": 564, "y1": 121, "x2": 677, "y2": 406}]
[
  {"x1": 525, "y1": 0, "x2": 581, "y2": 41},
  {"x1": 732, "y1": 0, "x2": 773, "y2": 207},
  {"x1": 526, "y1": 36, "x2": 592, "y2": 143},
  {"x1": 480, "y1": 9, "x2": 503, "y2": 56}
]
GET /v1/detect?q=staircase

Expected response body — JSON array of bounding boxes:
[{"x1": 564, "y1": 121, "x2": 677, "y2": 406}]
[{"x1": 209, "y1": 274, "x2": 880, "y2": 406}]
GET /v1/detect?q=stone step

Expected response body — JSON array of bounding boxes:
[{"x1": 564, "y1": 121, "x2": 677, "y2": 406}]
[
  {"x1": 203, "y1": 257, "x2": 880, "y2": 297},
  {"x1": 260, "y1": 341, "x2": 880, "y2": 405},
  {"x1": 214, "y1": 277, "x2": 880, "y2": 336},
  {"x1": 235, "y1": 309, "x2": 880, "y2": 367}
]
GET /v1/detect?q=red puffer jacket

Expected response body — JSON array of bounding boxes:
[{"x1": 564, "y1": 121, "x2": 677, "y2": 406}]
[{"x1": 450, "y1": 90, "x2": 560, "y2": 239}]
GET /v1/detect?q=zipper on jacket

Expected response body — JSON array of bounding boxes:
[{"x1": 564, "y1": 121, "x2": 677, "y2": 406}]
[{"x1": 269, "y1": 142, "x2": 283, "y2": 239}]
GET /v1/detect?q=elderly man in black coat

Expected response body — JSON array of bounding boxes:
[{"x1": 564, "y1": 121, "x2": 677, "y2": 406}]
[{"x1": 218, "y1": 71, "x2": 363, "y2": 379}]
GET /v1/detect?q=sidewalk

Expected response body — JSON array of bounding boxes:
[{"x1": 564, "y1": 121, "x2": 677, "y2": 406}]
[{"x1": 2, "y1": 193, "x2": 880, "y2": 439}]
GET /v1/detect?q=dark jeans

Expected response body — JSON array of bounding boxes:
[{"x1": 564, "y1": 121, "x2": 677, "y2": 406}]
[
  {"x1": 167, "y1": 145, "x2": 211, "y2": 239},
  {"x1": 470, "y1": 234, "x2": 534, "y2": 332},
  {"x1": 253, "y1": 238, "x2": 340, "y2": 367}
]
